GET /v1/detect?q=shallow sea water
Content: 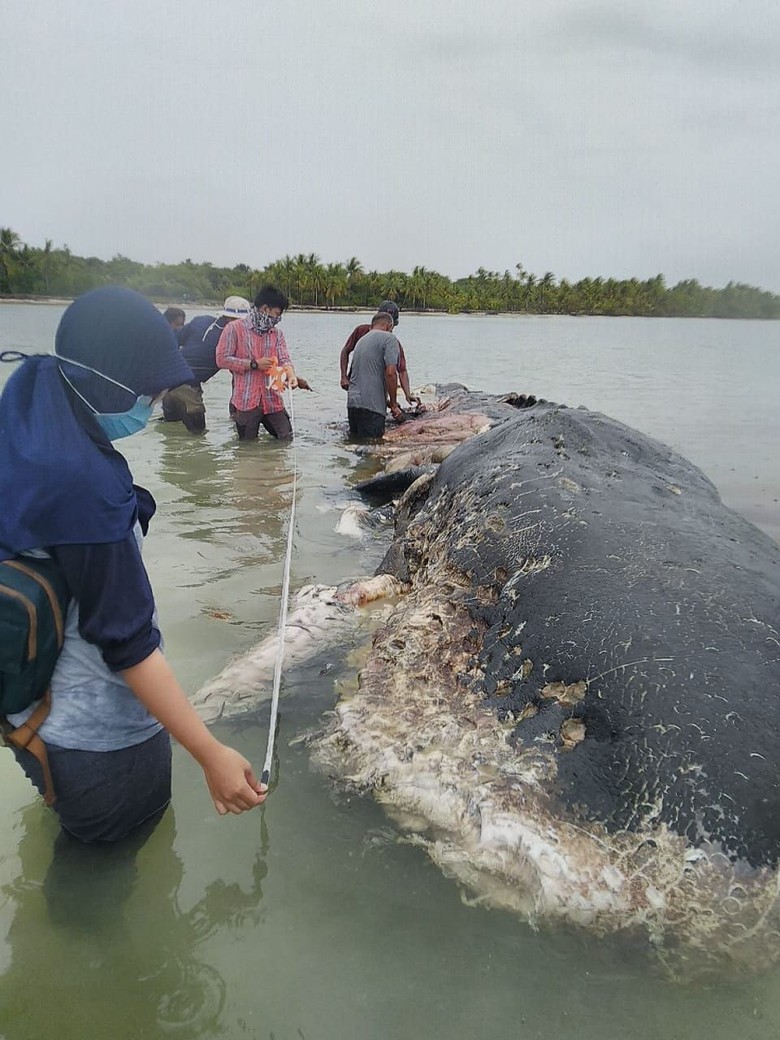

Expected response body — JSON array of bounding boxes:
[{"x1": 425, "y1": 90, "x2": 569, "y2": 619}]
[{"x1": 0, "y1": 304, "x2": 778, "y2": 1039}]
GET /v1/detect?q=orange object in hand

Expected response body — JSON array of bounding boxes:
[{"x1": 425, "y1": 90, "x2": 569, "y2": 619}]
[{"x1": 265, "y1": 355, "x2": 288, "y2": 393}]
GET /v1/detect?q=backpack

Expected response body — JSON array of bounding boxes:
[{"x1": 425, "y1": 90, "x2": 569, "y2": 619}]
[{"x1": 0, "y1": 555, "x2": 71, "y2": 804}]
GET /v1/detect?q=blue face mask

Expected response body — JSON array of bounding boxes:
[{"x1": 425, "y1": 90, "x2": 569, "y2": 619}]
[
  {"x1": 95, "y1": 396, "x2": 154, "y2": 440},
  {"x1": 54, "y1": 351, "x2": 159, "y2": 441}
]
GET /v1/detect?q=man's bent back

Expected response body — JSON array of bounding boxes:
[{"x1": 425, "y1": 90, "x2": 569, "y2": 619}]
[{"x1": 347, "y1": 316, "x2": 401, "y2": 438}]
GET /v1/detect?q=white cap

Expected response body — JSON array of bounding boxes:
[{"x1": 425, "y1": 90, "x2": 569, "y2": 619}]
[{"x1": 221, "y1": 295, "x2": 251, "y2": 319}]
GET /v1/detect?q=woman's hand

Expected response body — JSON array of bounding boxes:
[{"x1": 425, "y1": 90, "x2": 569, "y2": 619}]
[
  {"x1": 122, "y1": 650, "x2": 267, "y2": 817},
  {"x1": 201, "y1": 742, "x2": 268, "y2": 815}
]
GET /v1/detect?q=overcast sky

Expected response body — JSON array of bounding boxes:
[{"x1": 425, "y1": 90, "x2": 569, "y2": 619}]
[{"x1": 2, "y1": 0, "x2": 779, "y2": 290}]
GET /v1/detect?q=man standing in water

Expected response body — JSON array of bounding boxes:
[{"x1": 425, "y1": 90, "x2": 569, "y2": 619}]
[
  {"x1": 162, "y1": 296, "x2": 251, "y2": 433},
  {"x1": 216, "y1": 285, "x2": 302, "y2": 440},
  {"x1": 339, "y1": 300, "x2": 419, "y2": 408},
  {"x1": 346, "y1": 311, "x2": 402, "y2": 438},
  {"x1": 163, "y1": 307, "x2": 186, "y2": 332}
]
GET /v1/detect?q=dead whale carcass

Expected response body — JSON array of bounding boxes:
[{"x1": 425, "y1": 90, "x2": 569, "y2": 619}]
[
  {"x1": 312, "y1": 399, "x2": 780, "y2": 978},
  {"x1": 191, "y1": 575, "x2": 405, "y2": 723}
]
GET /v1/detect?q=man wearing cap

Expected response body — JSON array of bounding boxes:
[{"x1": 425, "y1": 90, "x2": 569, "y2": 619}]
[
  {"x1": 162, "y1": 295, "x2": 251, "y2": 433},
  {"x1": 339, "y1": 300, "x2": 419, "y2": 408}
]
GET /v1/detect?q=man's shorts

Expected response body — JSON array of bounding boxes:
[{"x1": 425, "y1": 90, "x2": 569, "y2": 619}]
[
  {"x1": 162, "y1": 384, "x2": 206, "y2": 433},
  {"x1": 347, "y1": 407, "x2": 386, "y2": 439}
]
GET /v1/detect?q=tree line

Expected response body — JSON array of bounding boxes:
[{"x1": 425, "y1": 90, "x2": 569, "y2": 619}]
[{"x1": 2, "y1": 227, "x2": 779, "y2": 319}]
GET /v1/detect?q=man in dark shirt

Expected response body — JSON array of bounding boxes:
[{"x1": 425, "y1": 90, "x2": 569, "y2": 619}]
[
  {"x1": 346, "y1": 312, "x2": 403, "y2": 438},
  {"x1": 339, "y1": 300, "x2": 420, "y2": 407},
  {"x1": 162, "y1": 296, "x2": 250, "y2": 432},
  {"x1": 163, "y1": 307, "x2": 186, "y2": 332}
]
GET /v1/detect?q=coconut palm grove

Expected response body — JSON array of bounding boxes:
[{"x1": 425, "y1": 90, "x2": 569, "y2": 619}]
[{"x1": 1, "y1": 227, "x2": 778, "y2": 319}]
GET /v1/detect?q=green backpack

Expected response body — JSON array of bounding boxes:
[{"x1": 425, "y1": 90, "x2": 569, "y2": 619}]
[
  {"x1": 0, "y1": 555, "x2": 70, "y2": 716},
  {"x1": 0, "y1": 556, "x2": 70, "y2": 804}
]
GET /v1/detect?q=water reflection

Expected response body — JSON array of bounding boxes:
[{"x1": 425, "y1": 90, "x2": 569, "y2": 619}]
[
  {"x1": 155, "y1": 422, "x2": 296, "y2": 550},
  {"x1": 1, "y1": 804, "x2": 271, "y2": 1039}
]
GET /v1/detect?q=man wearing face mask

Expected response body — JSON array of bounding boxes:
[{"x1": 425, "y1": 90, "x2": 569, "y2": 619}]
[
  {"x1": 0, "y1": 287, "x2": 268, "y2": 843},
  {"x1": 216, "y1": 285, "x2": 302, "y2": 440}
]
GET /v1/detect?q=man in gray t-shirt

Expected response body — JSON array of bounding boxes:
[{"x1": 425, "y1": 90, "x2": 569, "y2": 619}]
[{"x1": 346, "y1": 312, "x2": 403, "y2": 438}]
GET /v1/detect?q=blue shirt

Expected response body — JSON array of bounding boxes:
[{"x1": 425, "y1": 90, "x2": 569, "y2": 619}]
[
  {"x1": 7, "y1": 519, "x2": 164, "y2": 751},
  {"x1": 177, "y1": 315, "x2": 231, "y2": 385}
]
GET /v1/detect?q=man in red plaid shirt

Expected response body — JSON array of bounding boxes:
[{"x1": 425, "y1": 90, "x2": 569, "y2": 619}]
[{"x1": 216, "y1": 285, "x2": 303, "y2": 440}]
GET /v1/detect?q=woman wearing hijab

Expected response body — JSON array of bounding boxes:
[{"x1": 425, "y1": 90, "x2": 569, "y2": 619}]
[{"x1": 0, "y1": 287, "x2": 267, "y2": 842}]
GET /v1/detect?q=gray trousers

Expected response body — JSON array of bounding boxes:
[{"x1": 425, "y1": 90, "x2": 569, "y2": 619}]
[{"x1": 229, "y1": 403, "x2": 293, "y2": 440}]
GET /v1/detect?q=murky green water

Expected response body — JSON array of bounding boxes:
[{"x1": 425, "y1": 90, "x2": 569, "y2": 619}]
[{"x1": 1, "y1": 304, "x2": 778, "y2": 1038}]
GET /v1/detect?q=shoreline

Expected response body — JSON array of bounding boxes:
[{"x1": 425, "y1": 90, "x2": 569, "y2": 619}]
[{"x1": 0, "y1": 297, "x2": 777, "y2": 321}]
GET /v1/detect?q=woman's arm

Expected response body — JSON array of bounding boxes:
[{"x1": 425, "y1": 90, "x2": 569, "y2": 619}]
[
  {"x1": 122, "y1": 650, "x2": 266, "y2": 814},
  {"x1": 52, "y1": 539, "x2": 266, "y2": 815},
  {"x1": 52, "y1": 539, "x2": 161, "y2": 669}
]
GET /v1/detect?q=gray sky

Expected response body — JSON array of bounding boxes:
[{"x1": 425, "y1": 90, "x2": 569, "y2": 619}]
[{"x1": 2, "y1": 0, "x2": 779, "y2": 290}]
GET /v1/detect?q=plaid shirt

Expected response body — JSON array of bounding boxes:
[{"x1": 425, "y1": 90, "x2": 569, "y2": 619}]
[{"x1": 215, "y1": 319, "x2": 292, "y2": 413}]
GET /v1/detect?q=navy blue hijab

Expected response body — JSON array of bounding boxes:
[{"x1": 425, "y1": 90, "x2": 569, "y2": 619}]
[{"x1": 0, "y1": 287, "x2": 193, "y2": 560}]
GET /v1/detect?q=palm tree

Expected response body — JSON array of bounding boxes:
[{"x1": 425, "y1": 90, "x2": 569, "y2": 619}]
[
  {"x1": 305, "y1": 253, "x2": 323, "y2": 306},
  {"x1": 345, "y1": 256, "x2": 363, "y2": 282},
  {"x1": 501, "y1": 270, "x2": 515, "y2": 312},
  {"x1": 538, "y1": 271, "x2": 555, "y2": 313},
  {"x1": 324, "y1": 262, "x2": 347, "y2": 308},
  {"x1": 36, "y1": 239, "x2": 58, "y2": 294},
  {"x1": 248, "y1": 268, "x2": 266, "y2": 298},
  {"x1": 410, "y1": 266, "x2": 432, "y2": 310},
  {"x1": 345, "y1": 256, "x2": 363, "y2": 306},
  {"x1": 280, "y1": 255, "x2": 296, "y2": 300},
  {"x1": 363, "y1": 270, "x2": 381, "y2": 307},
  {"x1": 0, "y1": 227, "x2": 21, "y2": 293},
  {"x1": 293, "y1": 253, "x2": 308, "y2": 302},
  {"x1": 556, "y1": 278, "x2": 572, "y2": 314}
]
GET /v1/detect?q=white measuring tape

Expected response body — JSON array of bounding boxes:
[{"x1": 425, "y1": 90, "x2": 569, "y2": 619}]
[{"x1": 261, "y1": 385, "x2": 298, "y2": 786}]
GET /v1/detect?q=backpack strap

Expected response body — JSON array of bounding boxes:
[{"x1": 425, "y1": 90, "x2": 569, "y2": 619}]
[
  {"x1": 4, "y1": 560, "x2": 66, "y2": 646},
  {"x1": 0, "y1": 559, "x2": 67, "y2": 807},
  {"x1": 1, "y1": 689, "x2": 56, "y2": 805}
]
